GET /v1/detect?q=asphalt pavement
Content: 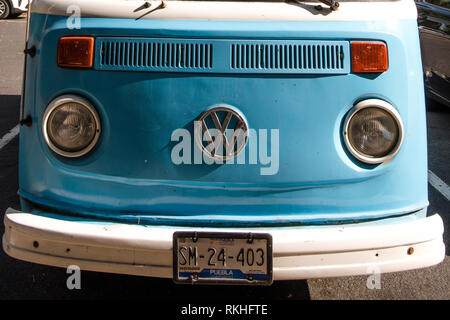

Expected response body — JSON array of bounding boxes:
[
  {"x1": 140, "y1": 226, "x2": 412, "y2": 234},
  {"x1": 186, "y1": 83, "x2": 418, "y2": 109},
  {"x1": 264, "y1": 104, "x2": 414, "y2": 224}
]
[{"x1": 0, "y1": 16, "x2": 448, "y2": 300}]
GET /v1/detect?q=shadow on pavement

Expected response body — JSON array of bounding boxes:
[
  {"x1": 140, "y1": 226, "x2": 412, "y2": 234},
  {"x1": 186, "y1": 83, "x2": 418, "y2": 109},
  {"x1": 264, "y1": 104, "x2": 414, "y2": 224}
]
[
  {"x1": 0, "y1": 95, "x2": 20, "y2": 138},
  {"x1": 426, "y1": 98, "x2": 450, "y2": 256}
]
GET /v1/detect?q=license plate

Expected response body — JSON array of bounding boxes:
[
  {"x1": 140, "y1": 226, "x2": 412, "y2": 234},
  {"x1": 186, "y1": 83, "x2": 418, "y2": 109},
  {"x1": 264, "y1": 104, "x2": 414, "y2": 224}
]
[{"x1": 173, "y1": 232, "x2": 273, "y2": 285}]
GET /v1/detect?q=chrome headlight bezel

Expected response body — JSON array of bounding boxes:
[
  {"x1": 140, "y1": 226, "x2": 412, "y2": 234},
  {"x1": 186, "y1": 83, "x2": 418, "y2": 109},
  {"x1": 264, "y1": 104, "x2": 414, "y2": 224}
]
[
  {"x1": 42, "y1": 95, "x2": 101, "y2": 158},
  {"x1": 343, "y1": 99, "x2": 404, "y2": 165}
]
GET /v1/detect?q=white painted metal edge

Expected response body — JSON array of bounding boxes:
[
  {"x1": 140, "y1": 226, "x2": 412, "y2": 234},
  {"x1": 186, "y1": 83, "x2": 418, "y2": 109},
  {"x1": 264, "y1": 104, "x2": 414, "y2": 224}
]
[
  {"x1": 3, "y1": 209, "x2": 445, "y2": 280},
  {"x1": 31, "y1": 0, "x2": 418, "y2": 22},
  {"x1": 4, "y1": 208, "x2": 443, "y2": 254}
]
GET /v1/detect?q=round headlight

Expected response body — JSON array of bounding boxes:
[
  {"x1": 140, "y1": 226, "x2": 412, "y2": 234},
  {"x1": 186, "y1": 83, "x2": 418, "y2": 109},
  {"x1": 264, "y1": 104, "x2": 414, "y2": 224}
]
[
  {"x1": 43, "y1": 95, "x2": 101, "y2": 157},
  {"x1": 343, "y1": 99, "x2": 403, "y2": 164}
]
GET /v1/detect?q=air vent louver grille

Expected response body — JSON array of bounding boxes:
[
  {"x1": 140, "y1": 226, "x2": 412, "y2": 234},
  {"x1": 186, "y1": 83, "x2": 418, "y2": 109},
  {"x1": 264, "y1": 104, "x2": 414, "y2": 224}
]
[
  {"x1": 98, "y1": 39, "x2": 213, "y2": 71},
  {"x1": 231, "y1": 43, "x2": 345, "y2": 71},
  {"x1": 95, "y1": 38, "x2": 350, "y2": 74}
]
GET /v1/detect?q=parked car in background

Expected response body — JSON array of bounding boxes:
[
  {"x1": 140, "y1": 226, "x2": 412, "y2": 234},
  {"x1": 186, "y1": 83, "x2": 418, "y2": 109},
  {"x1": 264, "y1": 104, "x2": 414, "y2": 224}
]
[
  {"x1": 0, "y1": 0, "x2": 28, "y2": 19},
  {"x1": 416, "y1": 0, "x2": 450, "y2": 107}
]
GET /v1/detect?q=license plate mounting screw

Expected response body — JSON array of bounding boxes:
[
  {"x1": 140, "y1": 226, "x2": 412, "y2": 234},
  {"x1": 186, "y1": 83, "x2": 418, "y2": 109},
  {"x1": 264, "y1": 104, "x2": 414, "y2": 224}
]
[{"x1": 190, "y1": 273, "x2": 199, "y2": 281}]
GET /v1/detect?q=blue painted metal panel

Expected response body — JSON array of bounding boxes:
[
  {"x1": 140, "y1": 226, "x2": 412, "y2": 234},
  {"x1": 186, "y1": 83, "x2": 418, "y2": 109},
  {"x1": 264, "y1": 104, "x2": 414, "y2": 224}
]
[
  {"x1": 94, "y1": 37, "x2": 350, "y2": 74},
  {"x1": 19, "y1": 13, "x2": 428, "y2": 226}
]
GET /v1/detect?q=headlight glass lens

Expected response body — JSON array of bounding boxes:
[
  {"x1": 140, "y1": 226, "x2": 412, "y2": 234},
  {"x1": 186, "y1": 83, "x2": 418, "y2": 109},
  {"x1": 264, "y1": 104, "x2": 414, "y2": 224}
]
[
  {"x1": 347, "y1": 107, "x2": 399, "y2": 158},
  {"x1": 47, "y1": 102, "x2": 97, "y2": 152}
]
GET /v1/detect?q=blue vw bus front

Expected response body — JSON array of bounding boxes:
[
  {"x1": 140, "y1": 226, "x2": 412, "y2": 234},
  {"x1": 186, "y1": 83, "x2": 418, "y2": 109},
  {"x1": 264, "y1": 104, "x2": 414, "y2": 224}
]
[{"x1": 2, "y1": 0, "x2": 445, "y2": 284}]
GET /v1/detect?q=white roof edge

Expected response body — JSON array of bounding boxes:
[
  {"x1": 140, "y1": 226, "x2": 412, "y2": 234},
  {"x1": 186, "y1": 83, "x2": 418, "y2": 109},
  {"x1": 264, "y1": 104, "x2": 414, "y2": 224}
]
[{"x1": 31, "y1": 0, "x2": 418, "y2": 22}]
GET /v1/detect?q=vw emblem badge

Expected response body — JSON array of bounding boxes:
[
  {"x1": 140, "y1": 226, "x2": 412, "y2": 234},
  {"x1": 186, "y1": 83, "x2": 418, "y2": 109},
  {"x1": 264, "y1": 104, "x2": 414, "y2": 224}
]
[{"x1": 195, "y1": 106, "x2": 249, "y2": 161}]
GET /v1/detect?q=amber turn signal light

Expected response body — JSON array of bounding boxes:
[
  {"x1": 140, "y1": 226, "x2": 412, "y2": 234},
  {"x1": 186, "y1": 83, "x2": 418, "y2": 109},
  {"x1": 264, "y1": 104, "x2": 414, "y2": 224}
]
[
  {"x1": 58, "y1": 37, "x2": 94, "y2": 68},
  {"x1": 351, "y1": 42, "x2": 388, "y2": 73}
]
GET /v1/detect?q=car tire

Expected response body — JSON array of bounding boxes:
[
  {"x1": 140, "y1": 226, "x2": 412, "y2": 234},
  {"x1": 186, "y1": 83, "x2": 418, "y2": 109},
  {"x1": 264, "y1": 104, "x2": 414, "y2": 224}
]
[
  {"x1": 0, "y1": 0, "x2": 11, "y2": 19},
  {"x1": 9, "y1": 12, "x2": 22, "y2": 18}
]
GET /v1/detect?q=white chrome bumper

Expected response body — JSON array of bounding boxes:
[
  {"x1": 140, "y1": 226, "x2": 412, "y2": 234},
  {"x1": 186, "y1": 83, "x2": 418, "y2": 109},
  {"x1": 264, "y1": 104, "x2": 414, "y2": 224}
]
[{"x1": 2, "y1": 208, "x2": 445, "y2": 280}]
